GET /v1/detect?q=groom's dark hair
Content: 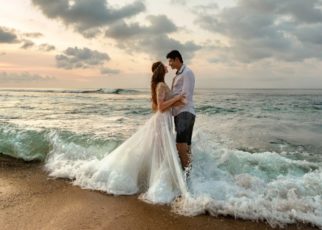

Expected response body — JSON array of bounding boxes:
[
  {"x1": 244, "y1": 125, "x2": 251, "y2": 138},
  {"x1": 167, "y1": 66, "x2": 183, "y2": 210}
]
[{"x1": 166, "y1": 50, "x2": 183, "y2": 63}]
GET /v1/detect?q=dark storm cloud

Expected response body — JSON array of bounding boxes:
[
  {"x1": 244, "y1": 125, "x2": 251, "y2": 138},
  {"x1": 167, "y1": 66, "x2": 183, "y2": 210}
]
[
  {"x1": 56, "y1": 47, "x2": 110, "y2": 69},
  {"x1": 105, "y1": 15, "x2": 201, "y2": 62},
  {"x1": 31, "y1": 0, "x2": 145, "y2": 36},
  {"x1": 195, "y1": 0, "x2": 322, "y2": 62},
  {"x1": 0, "y1": 27, "x2": 19, "y2": 43}
]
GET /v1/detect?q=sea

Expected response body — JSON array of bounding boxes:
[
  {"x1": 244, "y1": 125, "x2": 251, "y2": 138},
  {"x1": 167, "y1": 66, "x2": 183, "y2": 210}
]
[{"x1": 0, "y1": 88, "x2": 321, "y2": 228}]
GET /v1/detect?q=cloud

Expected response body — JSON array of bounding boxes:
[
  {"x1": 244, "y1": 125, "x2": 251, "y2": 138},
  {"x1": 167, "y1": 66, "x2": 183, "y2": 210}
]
[
  {"x1": 100, "y1": 67, "x2": 120, "y2": 75},
  {"x1": 137, "y1": 34, "x2": 200, "y2": 62},
  {"x1": 105, "y1": 15, "x2": 201, "y2": 61},
  {"x1": 31, "y1": 1, "x2": 200, "y2": 61},
  {"x1": 106, "y1": 15, "x2": 177, "y2": 39},
  {"x1": 1, "y1": 26, "x2": 56, "y2": 51},
  {"x1": 195, "y1": 0, "x2": 322, "y2": 62},
  {"x1": 192, "y1": 3, "x2": 219, "y2": 14},
  {"x1": 38, "y1": 43, "x2": 56, "y2": 52},
  {"x1": 31, "y1": 0, "x2": 145, "y2": 36},
  {"x1": 0, "y1": 26, "x2": 50, "y2": 51},
  {"x1": 0, "y1": 27, "x2": 19, "y2": 43},
  {"x1": 170, "y1": 0, "x2": 187, "y2": 5},
  {"x1": 0, "y1": 72, "x2": 55, "y2": 82},
  {"x1": 23, "y1": 32, "x2": 43, "y2": 38},
  {"x1": 244, "y1": 0, "x2": 322, "y2": 23},
  {"x1": 20, "y1": 39, "x2": 35, "y2": 49},
  {"x1": 56, "y1": 47, "x2": 110, "y2": 69}
]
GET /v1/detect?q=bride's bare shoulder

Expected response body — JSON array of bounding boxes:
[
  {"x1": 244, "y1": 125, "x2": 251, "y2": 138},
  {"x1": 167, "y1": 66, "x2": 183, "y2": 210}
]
[{"x1": 156, "y1": 82, "x2": 168, "y2": 89}]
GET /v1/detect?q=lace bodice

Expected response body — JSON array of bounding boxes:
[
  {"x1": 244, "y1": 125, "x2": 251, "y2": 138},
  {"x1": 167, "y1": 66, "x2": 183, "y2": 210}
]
[{"x1": 156, "y1": 82, "x2": 172, "y2": 102}]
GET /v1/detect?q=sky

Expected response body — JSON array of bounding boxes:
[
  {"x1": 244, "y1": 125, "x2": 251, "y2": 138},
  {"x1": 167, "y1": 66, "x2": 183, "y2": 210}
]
[{"x1": 1, "y1": 0, "x2": 322, "y2": 89}]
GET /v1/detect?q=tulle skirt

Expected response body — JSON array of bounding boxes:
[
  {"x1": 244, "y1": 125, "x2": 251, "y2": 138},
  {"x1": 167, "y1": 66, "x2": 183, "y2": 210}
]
[{"x1": 70, "y1": 111, "x2": 188, "y2": 204}]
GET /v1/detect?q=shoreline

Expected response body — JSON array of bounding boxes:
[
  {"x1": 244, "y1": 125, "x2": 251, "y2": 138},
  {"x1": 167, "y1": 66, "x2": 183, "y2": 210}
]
[{"x1": 0, "y1": 154, "x2": 318, "y2": 230}]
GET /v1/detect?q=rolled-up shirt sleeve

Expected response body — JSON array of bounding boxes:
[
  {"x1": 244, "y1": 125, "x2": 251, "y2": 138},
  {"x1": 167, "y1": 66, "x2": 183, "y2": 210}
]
[{"x1": 182, "y1": 70, "x2": 195, "y2": 101}]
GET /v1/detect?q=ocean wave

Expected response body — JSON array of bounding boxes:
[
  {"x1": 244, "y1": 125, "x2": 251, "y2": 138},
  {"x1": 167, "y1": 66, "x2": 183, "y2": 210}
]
[
  {"x1": 196, "y1": 105, "x2": 241, "y2": 114},
  {"x1": 0, "y1": 124, "x2": 50, "y2": 161},
  {"x1": 77, "y1": 88, "x2": 141, "y2": 94},
  {"x1": 0, "y1": 123, "x2": 122, "y2": 161},
  {"x1": 0, "y1": 88, "x2": 142, "y2": 95}
]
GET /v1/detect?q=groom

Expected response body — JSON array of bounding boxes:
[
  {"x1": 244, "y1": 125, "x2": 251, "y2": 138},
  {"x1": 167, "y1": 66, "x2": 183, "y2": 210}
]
[{"x1": 166, "y1": 50, "x2": 196, "y2": 171}]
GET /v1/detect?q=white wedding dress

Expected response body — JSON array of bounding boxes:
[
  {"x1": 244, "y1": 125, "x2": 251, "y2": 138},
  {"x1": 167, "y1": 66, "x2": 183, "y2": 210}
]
[{"x1": 72, "y1": 83, "x2": 189, "y2": 204}]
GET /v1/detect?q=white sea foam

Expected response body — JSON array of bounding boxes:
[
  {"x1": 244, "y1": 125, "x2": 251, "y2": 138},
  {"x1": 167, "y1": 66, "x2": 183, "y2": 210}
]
[{"x1": 44, "y1": 128, "x2": 322, "y2": 229}]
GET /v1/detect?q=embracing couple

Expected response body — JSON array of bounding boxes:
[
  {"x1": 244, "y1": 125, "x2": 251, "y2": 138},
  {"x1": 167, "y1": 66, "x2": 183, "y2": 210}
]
[
  {"x1": 75, "y1": 50, "x2": 195, "y2": 205},
  {"x1": 151, "y1": 50, "x2": 195, "y2": 173}
]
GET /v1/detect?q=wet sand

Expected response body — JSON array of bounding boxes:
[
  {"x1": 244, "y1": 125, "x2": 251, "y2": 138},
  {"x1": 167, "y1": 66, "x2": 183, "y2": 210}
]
[{"x1": 0, "y1": 154, "x2": 318, "y2": 230}]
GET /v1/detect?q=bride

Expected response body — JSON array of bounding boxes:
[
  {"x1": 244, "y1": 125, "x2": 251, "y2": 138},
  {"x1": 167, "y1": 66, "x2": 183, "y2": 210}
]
[{"x1": 69, "y1": 61, "x2": 189, "y2": 204}]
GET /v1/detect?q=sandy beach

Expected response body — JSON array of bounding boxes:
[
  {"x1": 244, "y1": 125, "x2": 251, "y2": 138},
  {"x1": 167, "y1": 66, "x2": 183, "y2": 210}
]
[{"x1": 0, "y1": 154, "x2": 318, "y2": 230}]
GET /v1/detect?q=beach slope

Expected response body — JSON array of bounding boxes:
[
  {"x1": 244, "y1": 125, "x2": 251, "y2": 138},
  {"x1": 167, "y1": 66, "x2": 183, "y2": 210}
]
[{"x1": 0, "y1": 155, "x2": 317, "y2": 230}]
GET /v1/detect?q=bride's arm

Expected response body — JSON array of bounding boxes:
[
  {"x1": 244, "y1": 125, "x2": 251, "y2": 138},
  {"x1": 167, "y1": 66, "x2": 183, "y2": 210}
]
[
  {"x1": 172, "y1": 100, "x2": 185, "y2": 107},
  {"x1": 157, "y1": 84, "x2": 185, "y2": 112}
]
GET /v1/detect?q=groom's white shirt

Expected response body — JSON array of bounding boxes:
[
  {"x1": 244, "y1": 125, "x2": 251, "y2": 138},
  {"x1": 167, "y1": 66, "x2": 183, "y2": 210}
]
[{"x1": 171, "y1": 64, "x2": 195, "y2": 116}]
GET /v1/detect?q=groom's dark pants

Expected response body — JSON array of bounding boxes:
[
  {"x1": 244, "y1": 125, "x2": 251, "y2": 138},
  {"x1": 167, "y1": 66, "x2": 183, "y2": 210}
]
[
  {"x1": 174, "y1": 112, "x2": 195, "y2": 145},
  {"x1": 174, "y1": 112, "x2": 195, "y2": 169}
]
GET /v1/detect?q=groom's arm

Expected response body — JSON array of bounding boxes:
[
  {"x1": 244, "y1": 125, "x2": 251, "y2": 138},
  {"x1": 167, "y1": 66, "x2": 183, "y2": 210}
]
[{"x1": 181, "y1": 70, "x2": 195, "y2": 99}]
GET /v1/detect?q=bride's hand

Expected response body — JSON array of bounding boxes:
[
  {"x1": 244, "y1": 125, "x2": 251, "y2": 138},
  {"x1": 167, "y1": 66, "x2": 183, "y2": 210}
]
[{"x1": 181, "y1": 97, "x2": 187, "y2": 104}]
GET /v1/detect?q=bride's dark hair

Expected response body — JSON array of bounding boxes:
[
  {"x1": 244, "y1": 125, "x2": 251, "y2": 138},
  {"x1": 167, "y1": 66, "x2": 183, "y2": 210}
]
[{"x1": 151, "y1": 61, "x2": 166, "y2": 111}]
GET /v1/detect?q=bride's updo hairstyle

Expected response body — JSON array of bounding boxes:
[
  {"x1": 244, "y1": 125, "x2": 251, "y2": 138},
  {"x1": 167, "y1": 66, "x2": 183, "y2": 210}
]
[{"x1": 151, "y1": 61, "x2": 166, "y2": 111}]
